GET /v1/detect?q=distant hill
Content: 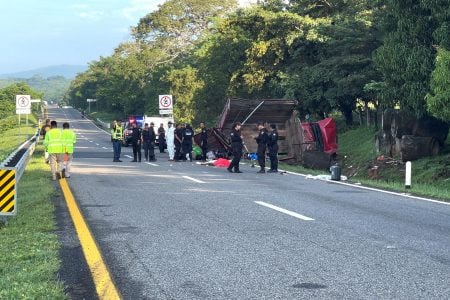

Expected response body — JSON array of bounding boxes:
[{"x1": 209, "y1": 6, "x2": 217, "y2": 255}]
[{"x1": 0, "y1": 64, "x2": 87, "y2": 79}]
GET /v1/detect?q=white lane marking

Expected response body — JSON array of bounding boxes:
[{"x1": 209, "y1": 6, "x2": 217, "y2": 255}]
[
  {"x1": 277, "y1": 169, "x2": 450, "y2": 206},
  {"x1": 124, "y1": 155, "x2": 133, "y2": 158},
  {"x1": 255, "y1": 201, "x2": 314, "y2": 221},
  {"x1": 102, "y1": 147, "x2": 108, "y2": 149},
  {"x1": 145, "y1": 162, "x2": 159, "y2": 167},
  {"x1": 89, "y1": 140, "x2": 93, "y2": 143},
  {"x1": 182, "y1": 176, "x2": 205, "y2": 183},
  {"x1": 95, "y1": 143, "x2": 100, "y2": 146}
]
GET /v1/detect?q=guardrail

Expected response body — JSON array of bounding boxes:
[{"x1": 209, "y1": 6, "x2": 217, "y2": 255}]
[
  {"x1": 96, "y1": 118, "x2": 110, "y2": 129},
  {"x1": 0, "y1": 129, "x2": 40, "y2": 223}
]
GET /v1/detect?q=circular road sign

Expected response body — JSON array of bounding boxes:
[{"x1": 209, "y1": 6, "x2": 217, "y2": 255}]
[
  {"x1": 159, "y1": 95, "x2": 173, "y2": 109},
  {"x1": 17, "y1": 95, "x2": 31, "y2": 108}
]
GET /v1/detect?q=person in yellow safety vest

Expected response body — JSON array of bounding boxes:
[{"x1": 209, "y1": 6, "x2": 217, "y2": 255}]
[
  {"x1": 44, "y1": 120, "x2": 64, "y2": 181},
  {"x1": 61, "y1": 122, "x2": 77, "y2": 178},
  {"x1": 111, "y1": 120, "x2": 123, "y2": 162}
]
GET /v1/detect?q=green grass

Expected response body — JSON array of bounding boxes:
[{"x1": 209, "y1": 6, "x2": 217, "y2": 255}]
[
  {"x1": 0, "y1": 146, "x2": 67, "y2": 299},
  {"x1": 337, "y1": 126, "x2": 450, "y2": 200},
  {"x1": 0, "y1": 114, "x2": 40, "y2": 162}
]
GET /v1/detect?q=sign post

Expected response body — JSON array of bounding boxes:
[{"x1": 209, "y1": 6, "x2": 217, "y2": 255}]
[
  {"x1": 158, "y1": 95, "x2": 173, "y2": 115},
  {"x1": 16, "y1": 95, "x2": 31, "y2": 134},
  {"x1": 87, "y1": 98, "x2": 97, "y2": 113}
]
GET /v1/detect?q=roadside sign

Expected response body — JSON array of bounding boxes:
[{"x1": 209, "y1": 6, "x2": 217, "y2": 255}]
[
  {"x1": 159, "y1": 95, "x2": 173, "y2": 110},
  {"x1": 0, "y1": 169, "x2": 16, "y2": 215},
  {"x1": 16, "y1": 95, "x2": 31, "y2": 114},
  {"x1": 159, "y1": 109, "x2": 173, "y2": 115}
]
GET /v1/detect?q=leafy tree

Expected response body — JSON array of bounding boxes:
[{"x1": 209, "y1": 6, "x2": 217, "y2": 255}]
[
  {"x1": 426, "y1": 48, "x2": 450, "y2": 121},
  {"x1": 373, "y1": 0, "x2": 436, "y2": 117},
  {"x1": 0, "y1": 83, "x2": 42, "y2": 118}
]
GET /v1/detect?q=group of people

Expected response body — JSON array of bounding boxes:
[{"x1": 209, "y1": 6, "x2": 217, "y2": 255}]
[
  {"x1": 41, "y1": 119, "x2": 77, "y2": 180},
  {"x1": 111, "y1": 120, "x2": 208, "y2": 163},
  {"x1": 227, "y1": 121, "x2": 279, "y2": 174}
]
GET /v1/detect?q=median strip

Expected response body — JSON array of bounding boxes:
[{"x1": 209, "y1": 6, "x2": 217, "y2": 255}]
[
  {"x1": 255, "y1": 201, "x2": 314, "y2": 221},
  {"x1": 59, "y1": 178, "x2": 121, "y2": 300}
]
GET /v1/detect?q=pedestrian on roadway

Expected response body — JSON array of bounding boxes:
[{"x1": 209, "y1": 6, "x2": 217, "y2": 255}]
[
  {"x1": 267, "y1": 123, "x2": 279, "y2": 173},
  {"x1": 158, "y1": 123, "x2": 166, "y2": 153},
  {"x1": 44, "y1": 120, "x2": 64, "y2": 180},
  {"x1": 182, "y1": 124, "x2": 194, "y2": 162},
  {"x1": 199, "y1": 121, "x2": 208, "y2": 161},
  {"x1": 142, "y1": 123, "x2": 156, "y2": 161},
  {"x1": 41, "y1": 118, "x2": 51, "y2": 163},
  {"x1": 255, "y1": 121, "x2": 269, "y2": 173},
  {"x1": 130, "y1": 122, "x2": 142, "y2": 162},
  {"x1": 174, "y1": 123, "x2": 183, "y2": 161},
  {"x1": 111, "y1": 120, "x2": 123, "y2": 162},
  {"x1": 167, "y1": 121, "x2": 175, "y2": 161},
  {"x1": 61, "y1": 122, "x2": 77, "y2": 178},
  {"x1": 227, "y1": 122, "x2": 243, "y2": 173}
]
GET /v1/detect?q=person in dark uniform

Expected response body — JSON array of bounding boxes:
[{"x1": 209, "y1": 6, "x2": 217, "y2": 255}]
[
  {"x1": 158, "y1": 123, "x2": 166, "y2": 153},
  {"x1": 199, "y1": 121, "x2": 208, "y2": 161},
  {"x1": 174, "y1": 123, "x2": 183, "y2": 161},
  {"x1": 182, "y1": 124, "x2": 194, "y2": 162},
  {"x1": 255, "y1": 121, "x2": 269, "y2": 173},
  {"x1": 142, "y1": 123, "x2": 156, "y2": 161},
  {"x1": 130, "y1": 122, "x2": 142, "y2": 162},
  {"x1": 267, "y1": 123, "x2": 279, "y2": 173},
  {"x1": 227, "y1": 122, "x2": 243, "y2": 173}
]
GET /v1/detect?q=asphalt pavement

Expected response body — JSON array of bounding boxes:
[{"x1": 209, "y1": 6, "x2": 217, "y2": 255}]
[{"x1": 49, "y1": 107, "x2": 450, "y2": 299}]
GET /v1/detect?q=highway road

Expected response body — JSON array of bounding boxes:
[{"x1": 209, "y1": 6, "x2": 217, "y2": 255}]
[{"x1": 49, "y1": 107, "x2": 450, "y2": 299}]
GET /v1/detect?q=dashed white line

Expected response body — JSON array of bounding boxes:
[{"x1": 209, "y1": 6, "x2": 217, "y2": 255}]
[
  {"x1": 145, "y1": 162, "x2": 159, "y2": 167},
  {"x1": 102, "y1": 147, "x2": 108, "y2": 150},
  {"x1": 124, "y1": 155, "x2": 133, "y2": 158},
  {"x1": 255, "y1": 201, "x2": 314, "y2": 221},
  {"x1": 89, "y1": 140, "x2": 93, "y2": 143},
  {"x1": 182, "y1": 176, "x2": 205, "y2": 183},
  {"x1": 95, "y1": 143, "x2": 100, "y2": 146}
]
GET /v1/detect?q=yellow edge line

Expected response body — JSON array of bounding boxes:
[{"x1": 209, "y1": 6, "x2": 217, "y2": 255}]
[{"x1": 59, "y1": 178, "x2": 121, "y2": 300}]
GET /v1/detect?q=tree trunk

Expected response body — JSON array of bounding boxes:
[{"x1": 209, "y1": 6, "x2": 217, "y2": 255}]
[{"x1": 365, "y1": 101, "x2": 370, "y2": 126}]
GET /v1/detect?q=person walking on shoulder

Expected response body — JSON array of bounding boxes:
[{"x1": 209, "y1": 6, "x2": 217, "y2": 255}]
[
  {"x1": 227, "y1": 122, "x2": 243, "y2": 173},
  {"x1": 111, "y1": 120, "x2": 123, "y2": 162},
  {"x1": 61, "y1": 122, "x2": 77, "y2": 178},
  {"x1": 44, "y1": 120, "x2": 64, "y2": 180}
]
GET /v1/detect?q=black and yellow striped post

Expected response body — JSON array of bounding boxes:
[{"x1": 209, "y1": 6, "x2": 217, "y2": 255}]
[{"x1": 0, "y1": 169, "x2": 16, "y2": 215}]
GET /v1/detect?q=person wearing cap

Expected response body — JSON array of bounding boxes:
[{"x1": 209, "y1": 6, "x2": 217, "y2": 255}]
[
  {"x1": 167, "y1": 121, "x2": 175, "y2": 160},
  {"x1": 227, "y1": 122, "x2": 243, "y2": 173},
  {"x1": 267, "y1": 124, "x2": 279, "y2": 173},
  {"x1": 142, "y1": 122, "x2": 156, "y2": 161},
  {"x1": 255, "y1": 121, "x2": 269, "y2": 173}
]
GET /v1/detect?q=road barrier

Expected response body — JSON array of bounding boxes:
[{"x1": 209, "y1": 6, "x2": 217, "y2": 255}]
[{"x1": 0, "y1": 130, "x2": 39, "y2": 221}]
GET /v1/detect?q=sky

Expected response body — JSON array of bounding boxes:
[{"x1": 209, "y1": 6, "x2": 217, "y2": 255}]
[{"x1": 0, "y1": 0, "x2": 165, "y2": 74}]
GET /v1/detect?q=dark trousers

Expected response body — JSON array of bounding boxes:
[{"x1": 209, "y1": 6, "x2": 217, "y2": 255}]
[
  {"x1": 132, "y1": 142, "x2": 141, "y2": 161},
  {"x1": 257, "y1": 146, "x2": 266, "y2": 170},
  {"x1": 113, "y1": 140, "x2": 122, "y2": 161},
  {"x1": 201, "y1": 144, "x2": 208, "y2": 161},
  {"x1": 143, "y1": 141, "x2": 155, "y2": 160},
  {"x1": 228, "y1": 147, "x2": 242, "y2": 171},
  {"x1": 175, "y1": 142, "x2": 181, "y2": 160},
  {"x1": 159, "y1": 137, "x2": 165, "y2": 153},
  {"x1": 182, "y1": 143, "x2": 192, "y2": 161},
  {"x1": 269, "y1": 145, "x2": 278, "y2": 170}
]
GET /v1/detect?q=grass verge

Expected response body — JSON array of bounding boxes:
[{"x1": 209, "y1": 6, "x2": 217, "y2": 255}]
[{"x1": 0, "y1": 145, "x2": 67, "y2": 299}]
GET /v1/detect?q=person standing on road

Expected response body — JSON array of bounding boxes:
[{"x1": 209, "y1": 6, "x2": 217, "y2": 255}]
[
  {"x1": 182, "y1": 124, "x2": 194, "y2": 162},
  {"x1": 255, "y1": 121, "x2": 269, "y2": 173},
  {"x1": 142, "y1": 123, "x2": 156, "y2": 161},
  {"x1": 267, "y1": 123, "x2": 279, "y2": 173},
  {"x1": 174, "y1": 123, "x2": 183, "y2": 161},
  {"x1": 158, "y1": 123, "x2": 166, "y2": 153},
  {"x1": 227, "y1": 122, "x2": 243, "y2": 173},
  {"x1": 44, "y1": 120, "x2": 64, "y2": 180},
  {"x1": 199, "y1": 122, "x2": 208, "y2": 162},
  {"x1": 130, "y1": 122, "x2": 142, "y2": 162},
  {"x1": 41, "y1": 118, "x2": 51, "y2": 163},
  {"x1": 167, "y1": 121, "x2": 175, "y2": 161},
  {"x1": 111, "y1": 120, "x2": 123, "y2": 162},
  {"x1": 61, "y1": 122, "x2": 77, "y2": 178}
]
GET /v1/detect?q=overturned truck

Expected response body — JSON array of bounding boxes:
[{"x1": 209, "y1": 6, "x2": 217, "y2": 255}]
[{"x1": 195, "y1": 98, "x2": 304, "y2": 163}]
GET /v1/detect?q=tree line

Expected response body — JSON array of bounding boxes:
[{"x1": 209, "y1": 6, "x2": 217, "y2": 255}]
[{"x1": 66, "y1": 0, "x2": 450, "y2": 126}]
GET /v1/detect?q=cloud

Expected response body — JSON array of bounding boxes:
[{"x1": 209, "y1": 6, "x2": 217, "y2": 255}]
[
  {"x1": 77, "y1": 10, "x2": 105, "y2": 20},
  {"x1": 122, "y1": 0, "x2": 165, "y2": 21}
]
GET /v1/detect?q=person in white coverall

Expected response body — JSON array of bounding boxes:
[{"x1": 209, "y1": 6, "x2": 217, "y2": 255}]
[{"x1": 166, "y1": 121, "x2": 175, "y2": 160}]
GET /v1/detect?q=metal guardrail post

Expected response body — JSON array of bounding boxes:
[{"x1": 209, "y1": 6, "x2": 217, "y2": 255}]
[{"x1": 0, "y1": 129, "x2": 39, "y2": 221}]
